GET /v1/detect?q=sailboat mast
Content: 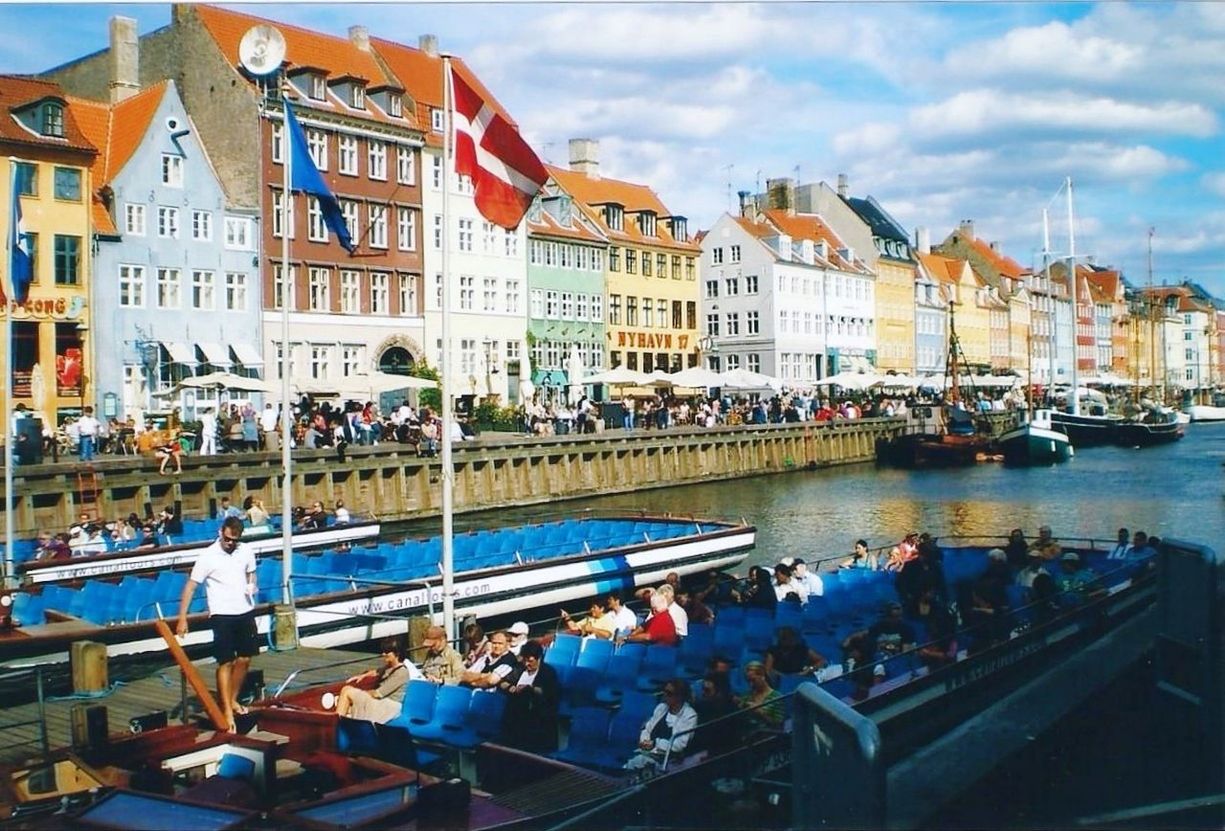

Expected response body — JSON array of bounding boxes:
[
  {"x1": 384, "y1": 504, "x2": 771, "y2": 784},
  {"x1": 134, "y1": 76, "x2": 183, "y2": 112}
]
[
  {"x1": 1066, "y1": 177, "x2": 1079, "y2": 416},
  {"x1": 1148, "y1": 228, "x2": 1157, "y2": 402},
  {"x1": 1042, "y1": 209, "x2": 1055, "y2": 396}
]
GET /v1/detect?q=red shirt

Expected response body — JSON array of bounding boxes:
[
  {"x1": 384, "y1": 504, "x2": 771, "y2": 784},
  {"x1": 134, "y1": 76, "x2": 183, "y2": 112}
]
[{"x1": 643, "y1": 611, "x2": 678, "y2": 646}]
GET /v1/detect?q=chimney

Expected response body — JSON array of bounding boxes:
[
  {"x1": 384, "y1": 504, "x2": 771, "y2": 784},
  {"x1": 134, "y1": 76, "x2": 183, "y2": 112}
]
[
  {"x1": 959, "y1": 219, "x2": 975, "y2": 240},
  {"x1": 989, "y1": 240, "x2": 1000, "y2": 253},
  {"x1": 568, "y1": 138, "x2": 599, "y2": 179},
  {"x1": 737, "y1": 190, "x2": 752, "y2": 219},
  {"x1": 349, "y1": 25, "x2": 370, "y2": 52},
  {"x1": 766, "y1": 177, "x2": 795, "y2": 214},
  {"x1": 915, "y1": 226, "x2": 930, "y2": 255},
  {"x1": 108, "y1": 16, "x2": 140, "y2": 104},
  {"x1": 418, "y1": 34, "x2": 439, "y2": 57},
  {"x1": 836, "y1": 173, "x2": 849, "y2": 198}
]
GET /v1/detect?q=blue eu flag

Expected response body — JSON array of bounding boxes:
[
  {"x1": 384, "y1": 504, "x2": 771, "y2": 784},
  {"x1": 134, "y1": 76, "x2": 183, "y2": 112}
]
[
  {"x1": 283, "y1": 99, "x2": 355, "y2": 253},
  {"x1": 7, "y1": 165, "x2": 33, "y2": 304}
]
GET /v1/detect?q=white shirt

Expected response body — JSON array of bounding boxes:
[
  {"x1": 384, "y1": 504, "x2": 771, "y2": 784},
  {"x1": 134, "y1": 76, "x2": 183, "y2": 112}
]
[
  {"x1": 667, "y1": 601, "x2": 689, "y2": 637},
  {"x1": 77, "y1": 415, "x2": 100, "y2": 437},
  {"x1": 188, "y1": 538, "x2": 256, "y2": 616},
  {"x1": 334, "y1": 506, "x2": 351, "y2": 524},
  {"x1": 775, "y1": 578, "x2": 808, "y2": 604},
  {"x1": 1107, "y1": 542, "x2": 1132, "y2": 560},
  {"x1": 260, "y1": 407, "x2": 279, "y2": 432},
  {"x1": 797, "y1": 570, "x2": 824, "y2": 598},
  {"x1": 611, "y1": 605, "x2": 638, "y2": 636}
]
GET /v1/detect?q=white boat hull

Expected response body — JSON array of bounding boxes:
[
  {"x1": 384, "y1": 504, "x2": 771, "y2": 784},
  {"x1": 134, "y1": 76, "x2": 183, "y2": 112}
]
[{"x1": 1187, "y1": 404, "x2": 1225, "y2": 423}]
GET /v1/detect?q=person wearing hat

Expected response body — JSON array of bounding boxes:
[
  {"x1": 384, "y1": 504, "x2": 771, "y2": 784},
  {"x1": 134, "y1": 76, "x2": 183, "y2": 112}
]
[
  {"x1": 507, "y1": 621, "x2": 531, "y2": 655},
  {"x1": 1056, "y1": 551, "x2": 1099, "y2": 599},
  {"x1": 1015, "y1": 548, "x2": 1046, "y2": 590}
]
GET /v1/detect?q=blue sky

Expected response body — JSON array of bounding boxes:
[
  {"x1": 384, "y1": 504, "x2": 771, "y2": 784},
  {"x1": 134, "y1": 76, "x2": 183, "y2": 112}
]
[{"x1": 4, "y1": 2, "x2": 1223, "y2": 297}]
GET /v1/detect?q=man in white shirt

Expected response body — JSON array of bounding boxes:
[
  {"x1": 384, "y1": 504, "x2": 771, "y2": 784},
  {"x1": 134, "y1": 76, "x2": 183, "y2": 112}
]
[
  {"x1": 175, "y1": 516, "x2": 257, "y2": 732},
  {"x1": 76, "y1": 406, "x2": 100, "y2": 462},
  {"x1": 792, "y1": 558, "x2": 824, "y2": 598},
  {"x1": 259, "y1": 404, "x2": 279, "y2": 448},
  {"x1": 199, "y1": 408, "x2": 217, "y2": 456},
  {"x1": 606, "y1": 590, "x2": 639, "y2": 638},
  {"x1": 507, "y1": 620, "x2": 530, "y2": 655},
  {"x1": 1107, "y1": 527, "x2": 1132, "y2": 560}
]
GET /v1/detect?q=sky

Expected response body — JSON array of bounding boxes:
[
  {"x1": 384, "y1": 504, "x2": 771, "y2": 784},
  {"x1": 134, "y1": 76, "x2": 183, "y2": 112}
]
[{"x1": 3, "y1": 1, "x2": 1223, "y2": 297}]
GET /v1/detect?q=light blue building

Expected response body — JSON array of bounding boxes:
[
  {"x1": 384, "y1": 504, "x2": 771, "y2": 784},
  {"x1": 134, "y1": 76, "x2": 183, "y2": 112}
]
[{"x1": 83, "y1": 81, "x2": 262, "y2": 422}]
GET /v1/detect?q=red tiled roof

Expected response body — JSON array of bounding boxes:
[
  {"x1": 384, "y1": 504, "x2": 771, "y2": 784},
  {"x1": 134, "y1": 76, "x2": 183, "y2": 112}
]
[
  {"x1": 761, "y1": 209, "x2": 866, "y2": 272},
  {"x1": 193, "y1": 6, "x2": 407, "y2": 128},
  {"x1": 525, "y1": 204, "x2": 606, "y2": 244},
  {"x1": 67, "y1": 82, "x2": 169, "y2": 236},
  {"x1": 967, "y1": 236, "x2": 1025, "y2": 280},
  {"x1": 547, "y1": 164, "x2": 697, "y2": 252},
  {"x1": 0, "y1": 74, "x2": 96, "y2": 154},
  {"x1": 918, "y1": 252, "x2": 969, "y2": 286}
]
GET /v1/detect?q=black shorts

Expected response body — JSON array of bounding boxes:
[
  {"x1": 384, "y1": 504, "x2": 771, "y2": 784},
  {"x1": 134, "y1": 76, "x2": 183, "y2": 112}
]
[{"x1": 211, "y1": 611, "x2": 259, "y2": 664}]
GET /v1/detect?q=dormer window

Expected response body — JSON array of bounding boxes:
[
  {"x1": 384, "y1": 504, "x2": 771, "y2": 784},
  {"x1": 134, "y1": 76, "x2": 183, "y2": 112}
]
[
  {"x1": 309, "y1": 75, "x2": 326, "y2": 101},
  {"x1": 668, "y1": 216, "x2": 687, "y2": 242},
  {"x1": 431, "y1": 108, "x2": 444, "y2": 132},
  {"x1": 41, "y1": 103, "x2": 64, "y2": 137},
  {"x1": 638, "y1": 211, "x2": 657, "y2": 237},
  {"x1": 389, "y1": 95, "x2": 402, "y2": 117},
  {"x1": 603, "y1": 204, "x2": 624, "y2": 232},
  {"x1": 351, "y1": 85, "x2": 365, "y2": 109}
]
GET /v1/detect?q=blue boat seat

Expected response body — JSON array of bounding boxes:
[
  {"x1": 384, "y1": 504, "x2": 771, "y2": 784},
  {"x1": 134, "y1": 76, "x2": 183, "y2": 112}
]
[
  {"x1": 412, "y1": 685, "x2": 473, "y2": 743},
  {"x1": 551, "y1": 707, "x2": 611, "y2": 767}
]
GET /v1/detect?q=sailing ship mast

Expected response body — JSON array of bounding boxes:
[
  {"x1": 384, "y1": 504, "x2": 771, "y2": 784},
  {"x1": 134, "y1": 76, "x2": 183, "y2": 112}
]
[{"x1": 1066, "y1": 177, "x2": 1080, "y2": 416}]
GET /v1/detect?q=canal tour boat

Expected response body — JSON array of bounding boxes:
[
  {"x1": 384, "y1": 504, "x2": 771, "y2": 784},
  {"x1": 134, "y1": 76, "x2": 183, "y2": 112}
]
[
  {"x1": 13, "y1": 517, "x2": 382, "y2": 586},
  {"x1": 0, "y1": 532, "x2": 1168, "y2": 830},
  {"x1": 995, "y1": 408, "x2": 1074, "y2": 466},
  {"x1": 0, "y1": 514, "x2": 756, "y2": 669}
]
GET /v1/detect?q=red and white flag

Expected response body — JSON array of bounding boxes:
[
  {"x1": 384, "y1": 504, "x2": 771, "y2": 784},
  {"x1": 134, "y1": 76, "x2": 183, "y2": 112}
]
[{"x1": 450, "y1": 66, "x2": 547, "y2": 230}]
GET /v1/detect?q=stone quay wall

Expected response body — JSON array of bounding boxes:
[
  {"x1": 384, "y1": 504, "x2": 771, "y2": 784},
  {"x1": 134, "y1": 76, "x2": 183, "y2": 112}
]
[{"x1": 3, "y1": 414, "x2": 1016, "y2": 536}]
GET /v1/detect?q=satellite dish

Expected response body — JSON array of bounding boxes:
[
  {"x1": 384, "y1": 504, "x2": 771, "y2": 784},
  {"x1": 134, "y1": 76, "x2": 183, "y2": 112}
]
[{"x1": 238, "y1": 25, "x2": 286, "y2": 77}]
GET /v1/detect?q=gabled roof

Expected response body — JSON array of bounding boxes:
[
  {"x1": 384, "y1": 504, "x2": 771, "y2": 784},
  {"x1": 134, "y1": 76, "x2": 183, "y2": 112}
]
[
  {"x1": 761, "y1": 209, "x2": 868, "y2": 273},
  {"x1": 0, "y1": 74, "x2": 96, "y2": 154},
  {"x1": 525, "y1": 200, "x2": 607, "y2": 245},
  {"x1": 67, "y1": 82, "x2": 170, "y2": 236},
  {"x1": 918, "y1": 252, "x2": 971, "y2": 286},
  {"x1": 192, "y1": 5, "x2": 406, "y2": 128},
  {"x1": 547, "y1": 164, "x2": 697, "y2": 251},
  {"x1": 370, "y1": 37, "x2": 511, "y2": 144}
]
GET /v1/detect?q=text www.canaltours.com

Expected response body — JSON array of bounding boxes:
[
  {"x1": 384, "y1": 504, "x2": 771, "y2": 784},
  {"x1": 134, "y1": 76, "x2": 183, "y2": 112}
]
[{"x1": 350, "y1": 582, "x2": 494, "y2": 615}]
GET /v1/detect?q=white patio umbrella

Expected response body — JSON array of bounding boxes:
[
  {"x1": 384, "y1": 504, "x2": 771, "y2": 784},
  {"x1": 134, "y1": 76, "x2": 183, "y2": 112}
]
[
  {"x1": 585, "y1": 367, "x2": 653, "y2": 386},
  {"x1": 297, "y1": 371, "x2": 437, "y2": 400},
  {"x1": 668, "y1": 366, "x2": 726, "y2": 388},
  {"x1": 174, "y1": 371, "x2": 278, "y2": 394},
  {"x1": 566, "y1": 344, "x2": 586, "y2": 405},
  {"x1": 720, "y1": 368, "x2": 784, "y2": 391},
  {"x1": 876, "y1": 373, "x2": 919, "y2": 389},
  {"x1": 817, "y1": 371, "x2": 878, "y2": 391},
  {"x1": 518, "y1": 338, "x2": 535, "y2": 403}
]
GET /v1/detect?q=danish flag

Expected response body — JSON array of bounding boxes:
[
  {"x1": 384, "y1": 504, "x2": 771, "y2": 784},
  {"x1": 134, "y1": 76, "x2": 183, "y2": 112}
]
[{"x1": 450, "y1": 66, "x2": 547, "y2": 230}]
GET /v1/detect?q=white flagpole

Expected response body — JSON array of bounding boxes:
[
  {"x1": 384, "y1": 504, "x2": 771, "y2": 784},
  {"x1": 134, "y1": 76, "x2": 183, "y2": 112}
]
[
  {"x1": 440, "y1": 57, "x2": 456, "y2": 640},
  {"x1": 280, "y1": 95, "x2": 295, "y2": 614},
  {"x1": 4, "y1": 159, "x2": 15, "y2": 588},
  {"x1": 1066, "y1": 176, "x2": 1079, "y2": 416}
]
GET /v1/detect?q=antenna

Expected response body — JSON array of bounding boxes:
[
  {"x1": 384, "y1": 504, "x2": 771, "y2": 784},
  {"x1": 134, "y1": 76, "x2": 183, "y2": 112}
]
[
  {"x1": 238, "y1": 25, "x2": 287, "y2": 77},
  {"x1": 722, "y1": 163, "x2": 734, "y2": 213}
]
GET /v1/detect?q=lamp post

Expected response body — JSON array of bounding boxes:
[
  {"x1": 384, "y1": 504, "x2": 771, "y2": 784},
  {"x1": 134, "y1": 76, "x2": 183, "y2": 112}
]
[{"x1": 697, "y1": 335, "x2": 718, "y2": 371}]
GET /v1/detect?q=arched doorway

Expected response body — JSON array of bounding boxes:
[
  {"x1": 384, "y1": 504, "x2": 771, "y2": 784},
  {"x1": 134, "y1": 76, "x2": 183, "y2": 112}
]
[{"x1": 379, "y1": 346, "x2": 415, "y2": 376}]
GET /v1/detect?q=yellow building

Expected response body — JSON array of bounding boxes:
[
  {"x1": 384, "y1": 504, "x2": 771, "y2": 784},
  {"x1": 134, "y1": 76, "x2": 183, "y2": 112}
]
[
  {"x1": 874, "y1": 258, "x2": 916, "y2": 374},
  {"x1": 2, "y1": 76, "x2": 97, "y2": 425},
  {"x1": 549, "y1": 140, "x2": 700, "y2": 374},
  {"x1": 918, "y1": 253, "x2": 991, "y2": 370}
]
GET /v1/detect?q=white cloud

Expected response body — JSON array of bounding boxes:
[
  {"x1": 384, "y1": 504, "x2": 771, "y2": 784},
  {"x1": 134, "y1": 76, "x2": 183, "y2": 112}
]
[
  {"x1": 944, "y1": 21, "x2": 1139, "y2": 84},
  {"x1": 1202, "y1": 173, "x2": 1225, "y2": 198}
]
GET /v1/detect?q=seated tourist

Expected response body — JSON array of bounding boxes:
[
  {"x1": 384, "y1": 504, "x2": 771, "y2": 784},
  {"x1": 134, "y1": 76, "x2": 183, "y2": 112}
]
[
  {"x1": 656, "y1": 584, "x2": 688, "y2": 639},
  {"x1": 243, "y1": 496, "x2": 270, "y2": 530},
  {"x1": 625, "y1": 678, "x2": 699, "y2": 772},
  {"x1": 606, "y1": 590, "x2": 640, "y2": 638},
  {"x1": 691, "y1": 671, "x2": 737, "y2": 755},
  {"x1": 842, "y1": 601, "x2": 917, "y2": 668},
  {"x1": 738, "y1": 566, "x2": 778, "y2": 611},
  {"x1": 895, "y1": 542, "x2": 947, "y2": 616},
  {"x1": 763, "y1": 626, "x2": 827, "y2": 679},
  {"x1": 507, "y1": 621, "x2": 531, "y2": 655},
  {"x1": 1129, "y1": 531, "x2": 1157, "y2": 559},
  {"x1": 560, "y1": 598, "x2": 618, "y2": 639},
  {"x1": 1055, "y1": 552, "x2": 1101, "y2": 601},
  {"x1": 300, "y1": 501, "x2": 329, "y2": 530},
  {"x1": 772, "y1": 563, "x2": 806, "y2": 605},
  {"x1": 842, "y1": 538, "x2": 878, "y2": 570},
  {"x1": 499, "y1": 640, "x2": 560, "y2": 752},
  {"x1": 460, "y1": 630, "x2": 519, "y2": 689},
  {"x1": 419, "y1": 625, "x2": 465, "y2": 685},
  {"x1": 335, "y1": 639, "x2": 415, "y2": 724},
  {"x1": 1004, "y1": 528, "x2": 1029, "y2": 567},
  {"x1": 462, "y1": 622, "x2": 490, "y2": 668},
  {"x1": 734, "y1": 662, "x2": 784, "y2": 729},
  {"x1": 792, "y1": 558, "x2": 824, "y2": 597},
  {"x1": 884, "y1": 532, "x2": 920, "y2": 572},
  {"x1": 621, "y1": 592, "x2": 678, "y2": 646},
  {"x1": 1029, "y1": 525, "x2": 1062, "y2": 560},
  {"x1": 333, "y1": 500, "x2": 351, "y2": 525},
  {"x1": 675, "y1": 588, "x2": 714, "y2": 626}
]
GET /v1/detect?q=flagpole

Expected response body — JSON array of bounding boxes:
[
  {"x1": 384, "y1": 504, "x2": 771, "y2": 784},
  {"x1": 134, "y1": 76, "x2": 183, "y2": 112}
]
[
  {"x1": 4, "y1": 159, "x2": 16, "y2": 588},
  {"x1": 440, "y1": 56, "x2": 456, "y2": 640},
  {"x1": 279, "y1": 93, "x2": 295, "y2": 619}
]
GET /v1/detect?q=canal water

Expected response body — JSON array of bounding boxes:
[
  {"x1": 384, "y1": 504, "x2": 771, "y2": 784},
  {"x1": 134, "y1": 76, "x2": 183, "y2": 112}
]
[{"x1": 451, "y1": 422, "x2": 1225, "y2": 567}]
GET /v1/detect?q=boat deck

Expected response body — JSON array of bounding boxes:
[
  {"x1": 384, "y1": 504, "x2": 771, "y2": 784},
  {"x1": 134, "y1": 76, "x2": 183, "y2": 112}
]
[{"x1": 0, "y1": 646, "x2": 374, "y2": 768}]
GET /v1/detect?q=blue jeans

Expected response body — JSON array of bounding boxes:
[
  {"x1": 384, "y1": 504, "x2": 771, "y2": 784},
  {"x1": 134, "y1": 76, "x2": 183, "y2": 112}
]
[{"x1": 79, "y1": 435, "x2": 96, "y2": 461}]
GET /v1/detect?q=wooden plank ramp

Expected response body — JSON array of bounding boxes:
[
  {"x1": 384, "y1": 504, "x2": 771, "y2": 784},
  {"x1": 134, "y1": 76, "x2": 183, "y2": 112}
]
[{"x1": 0, "y1": 646, "x2": 374, "y2": 768}]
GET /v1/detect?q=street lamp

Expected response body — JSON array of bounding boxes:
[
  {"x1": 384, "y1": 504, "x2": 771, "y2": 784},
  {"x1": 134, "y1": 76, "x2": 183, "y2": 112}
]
[{"x1": 697, "y1": 335, "x2": 718, "y2": 371}]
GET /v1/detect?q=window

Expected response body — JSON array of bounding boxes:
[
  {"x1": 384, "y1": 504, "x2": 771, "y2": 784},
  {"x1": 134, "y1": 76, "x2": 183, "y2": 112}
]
[
  {"x1": 389, "y1": 95, "x2": 403, "y2": 118},
  {"x1": 746, "y1": 274, "x2": 759, "y2": 294},
  {"x1": 432, "y1": 154, "x2": 443, "y2": 189},
  {"x1": 461, "y1": 339, "x2": 478, "y2": 376},
  {"x1": 351, "y1": 85, "x2": 365, "y2": 109},
  {"x1": 271, "y1": 122, "x2": 283, "y2": 163},
  {"x1": 712, "y1": 247, "x2": 724, "y2": 265},
  {"x1": 642, "y1": 251, "x2": 651, "y2": 277},
  {"x1": 458, "y1": 218, "x2": 473, "y2": 252},
  {"x1": 604, "y1": 204, "x2": 623, "y2": 231},
  {"x1": 505, "y1": 279, "x2": 520, "y2": 313},
  {"x1": 705, "y1": 280, "x2": 719, "y2": 299},
  {"x1": 397, "y1": 146, "x2": 415, "y2": 185},
  {"x1": 370, "y1": 272, "x2": 389, "y2": 314},
  {"x1": 397, "y1": 207, "x2": 417, "y2": 251},
  {"x1": 118, "y1": 265, "x2": 145, "y2": 308},
  {"x1": 433, "y1": 214, "x2": 443, "y2": 249},
  {"x1": 726, "y1": 354, "x2": 741, "y2": 371},
  {"x1": 308, "y1": 74, "x2": 325, "y2": 101},
  {"x1": 272, "y1": 193, "x2": 293, "y2": 238},
  {"x1": 274, "y1": 264, "x2": 296, "y2": 310},
  {"x1": 125, "y1": 204, "x2": 146, "y2": 236},
  {"x1": 725, "y1": 277, "x2": 739, "y2": 296},
  {"x1": 657, "y1": 254, "x2": 667, "y2": 278},
  {"x1": 342, "y1": 345, "x2": 363, "y2": 376},
  {"x1": 706, "y1": 314, "x2": 720, "y2": 336},
  {"x1": 368, "y1": 140, "x2": 387, "y2": 180},
  {"x1": 225, "y1": 216, "x2": 253, "y2": 250},
  {"x1": 748, "y1": 354, "x2": 762, "y2": 372},
  {"x1": 626, "y1": 297, "x2": 639, "y2": 326},
  {"x1": 643, "y1": 297, "x2": 653, "y2": 327},
  {"x1": 593, "y1": 249, "x2": 604, "y2": 271},
  {"x1": 675, "y1": 300, "x2": 685, "y2": 329},
  {"x1": 530, "y1": 289, "x2": 544, "y2": 318},
  {"x1": 730, "y1": 244, "x2": 741, "y2": 263},
  {"x1": 191, "y1": 210, "x2": 212, "y2": 241},
  {"x1": 483, "y1": 221, "x2": 497, "y2": 253},
  {"x1": 625, "y1": 249, "x2": 637, "y2": 274},
  {"x1": 431, "y1": 108, "x2": 444, "y2": 132},
  {"x1": 459, "y1": 275, "x2": 475, "y2": 311},
  {"x1": 42, "y1": 103, "x2": 64, "y2": 137},
  {"x1": 657, "y1": 299, "x2": 668, "y2": 328},
  {"x1": 483, "y1": 277, "x2": 498, "y2": 312},
  {"x1": 399, "y1": 273, "x2": 418, "y2": 315},
  {"x1": 671, "y1": 255, "x2": 681, "y2": 280},
  {"x1": 559, "y1": 242, "x2": 574, "y2": 268},
  {"x1": 310, "y1": 344, "x2": 331, "y2": 379},
  {"x1": 307, "y1": 198, "x2": 327, "y2": 242},
  {"x1": 340, "y1": 270, "x2": 360, "y2": 313},
  {"x1": 53, "y1": 235, "x2": 80, "y2": 285},
  {"x1": 369, "y1": 204, "x2": 388, "y2": 248},
  {"x1": 609, "y1": 294, "x2": 621, "y2": 324},
  {"x1": 338, "y1": 135, "x2": 358, "y2": 175},
  {"x1": 190, "y1": 270, "x2": 215, "y2": 309},
  {"x1": 340, "y1": 200, "x2": 358, "y2": 243},
  {"x1": 504, "y1": 229, "x2": 518, "y2": 258},
  {"x1": 308, "y1": 267, "x2": 330, "y2": 311},
  {"x1": 591, "y1": 294, "x2": 604, "y2": 323},
  {"x1": 686, "y1": 257, "x2": 696, "y2": 280},
  {"x1": 156, "y1": 267, "x2": 181, "y2": 308},
  {"x1": 545, "y1": 290, "x2": 560, "y2": 319},
  {"x1": 561, "y1": 291, "x2": 575, "y2": 319},
  {"x1": 157, "y1": 207, "x2": 180, "y2": 238},
  {"x1": 639, "y1": 212, "x2": 656, "y2": 236},
  {"x1": 224, "y1": 272, "x2": 247, "y2": 311},
  {"x1": 529, "y1": 239, "x2": 544, "y2": 265},
  {"x1": 14, "y1": 162, "x2": 36, "y2": 196},
  {"x1": 576, "y1": 294, "x2": 589, "y2": 321},
  {"x1": 779, "y1": 310, "x2": 788, "y2": 332},
  {"x1": 609, "y1": 246, "x2": 621, "y2": 272},
  {"x1": 53, "y1": 167, "x2": 81, "y2": 201},
  {"x1": 726, "y1": 312, "x2": 740, "y2": 336}
]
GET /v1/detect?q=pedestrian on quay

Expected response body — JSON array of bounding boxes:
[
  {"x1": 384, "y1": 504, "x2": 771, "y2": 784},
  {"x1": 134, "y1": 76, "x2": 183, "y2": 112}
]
[
  {"x1": 76, "y1": 406, "x2": 100, "y2": 462},
  {"x1": 175, "y1": 516, "x2": 257, "y2": 731}
]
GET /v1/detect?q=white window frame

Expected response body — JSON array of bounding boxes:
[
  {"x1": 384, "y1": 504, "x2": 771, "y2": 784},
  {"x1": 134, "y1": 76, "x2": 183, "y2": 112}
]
[
  {"x1": 505, "y1": 278, "x2": 520, "y2": 314},
  {"x1": 338, "y1": 135, "x2": 358, "y2": 176},
  {"x1": 307, "y1": 129, "x2": 328, "y2": 171},
  {"x1": 125, "y1": 203, "x2": 146, "y2": 236},
  {"x1": 308, "y1": 266, "x2": 330, "y2": 311},
  {"x1": 396, "y1": 146, "x2": 416, "y2": 185},
  {"x1": 308, "y1": 198, "x2": 327, "y2": 242},
  {"x1": 191, "y1": 269, "x2": 215, "y2": 310},
  {"x1": 341, "y1": 200, "x2": 359, "y2": 243},
  {"x1": 156, "y1": 267, "x2": 181, "y2": 309},
  {"x1": 368, "y1": 204, "x2": 388, "y2": 248},
  {"x1": 157, "y1": 206, "x2": 179, "y2": 239},
  {"x1": 191, "y1": 210, "x2": 212, "y2": 242},
  {"x1": 370, "y1": 272, "x2": 389, "y2": 314},
  {"x1": 224, "y1": 271, "x2": 247, "y2": 311},
  {"x1": 224, "y1": 216, "x2": 253, "y2": 250},
  {"x1": 118, "y1": 264, "x2": 145, "y2": 308},
  {"x1": 340, "y1": 270, "x2": 361, "y2": 314},
  {"x1": 368, "y1": 140, "x2": 387, "y2": 181},
  {"x1": 399, "y1": 274, "x2": 418, "y2": 316},
  {"x1": 161, "y1": 154, "x2": 183, "y2": 187},
  {"x1": 397, "y1": 207, "x2": 417, "y2": 251}
]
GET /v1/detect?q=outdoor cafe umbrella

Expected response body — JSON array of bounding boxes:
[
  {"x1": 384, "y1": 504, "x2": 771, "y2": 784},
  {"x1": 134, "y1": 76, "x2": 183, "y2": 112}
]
[
  {"x1": 814, "y1": 371, "x2": 879, "y2": 391},
  {"x1": 667, "y1": 366, "x2": 726, "y2": 389},
  {"x1": 173, "y1": 371, "x2": 278, "y2": 394},
  {"x1": 720, "y1": 368, "x2": 784, "y2": 391}
]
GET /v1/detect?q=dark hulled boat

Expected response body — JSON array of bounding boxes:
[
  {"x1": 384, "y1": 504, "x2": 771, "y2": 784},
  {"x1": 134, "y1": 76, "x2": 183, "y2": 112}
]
[
  {"x1": 996, "y1": 409, "x2": 1074, "y2": 465},
  {"x1": 1048, "y1": 409, "x2": 1121, "y2": 447}
]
